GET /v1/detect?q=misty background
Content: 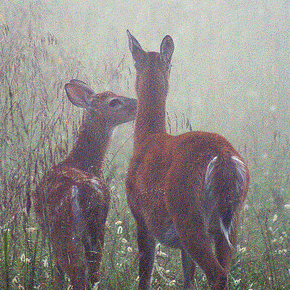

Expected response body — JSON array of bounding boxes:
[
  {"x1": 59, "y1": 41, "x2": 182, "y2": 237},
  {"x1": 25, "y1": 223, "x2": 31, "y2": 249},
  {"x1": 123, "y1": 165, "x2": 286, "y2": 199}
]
[{"x1": 2, "y1": 0, "x2": 290, "y2": 149}]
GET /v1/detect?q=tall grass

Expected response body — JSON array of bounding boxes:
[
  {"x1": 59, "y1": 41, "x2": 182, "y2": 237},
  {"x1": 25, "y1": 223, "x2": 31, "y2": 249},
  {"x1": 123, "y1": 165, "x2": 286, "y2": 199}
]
[{"x1": 0, "y1": 1, "x2": 290, "y2": 289}]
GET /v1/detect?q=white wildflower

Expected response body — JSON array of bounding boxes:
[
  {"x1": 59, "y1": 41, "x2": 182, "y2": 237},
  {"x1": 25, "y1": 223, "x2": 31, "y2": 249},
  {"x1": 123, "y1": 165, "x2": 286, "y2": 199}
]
[
  {"x1": 278, "y1": 249, "x2": 287, "y2": 255},
  {"x1": 117, "y1": 226, "x2": 123, "y2": 234},
  {"x1": 233, "y1": 278, "x2": 241, "y2": 286},
  {"x1": 156, "y1": 249, "x2": 168, "y2": 257},
  {"x1": 237, "y1": 245, "x2": 247, "y2": 253},
  {"x1": 20, "y1": 253, "x2": 31, "y2": 264},
  {"x1": 43, "y1": 258, "x2": 49, "y2": 267},
  {"x1": 155, "y1": 263, "x2": 164, "y2": 272},
  {"x1": 12, "y1": 276, "x2": 19, "y2": 286},
  {"x1": 92, "y1": 281, "x2": 100, "y2": 290}
]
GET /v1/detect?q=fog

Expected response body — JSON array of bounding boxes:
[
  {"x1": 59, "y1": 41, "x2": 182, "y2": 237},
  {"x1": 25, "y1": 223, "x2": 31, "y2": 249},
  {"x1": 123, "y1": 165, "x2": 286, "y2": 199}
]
[{"x1": 2, "y1": 1, "x2": 290, "y2": 149}]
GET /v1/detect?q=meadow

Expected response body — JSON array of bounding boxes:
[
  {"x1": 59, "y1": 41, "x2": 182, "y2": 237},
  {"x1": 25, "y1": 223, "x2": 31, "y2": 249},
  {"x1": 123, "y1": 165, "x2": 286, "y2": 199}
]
[{"x1": 0, "y1": 1, "x2": 290, "y2": 289}]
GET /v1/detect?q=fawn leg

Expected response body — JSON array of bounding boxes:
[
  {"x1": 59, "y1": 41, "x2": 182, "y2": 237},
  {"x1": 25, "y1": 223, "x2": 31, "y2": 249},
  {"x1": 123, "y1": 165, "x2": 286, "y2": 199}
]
[
  {"x1": 54, "y1": 262, "x2": 65, "y2": 290},
  {"x1": 54, "y1": 239, "x2": 88, "y2": 290},
  {"x1": 84, "y1": 225, "x2": 105, "y2": 287},
  {"x1": 181, "y1": 249, "x2": 196, "y2": 290}
]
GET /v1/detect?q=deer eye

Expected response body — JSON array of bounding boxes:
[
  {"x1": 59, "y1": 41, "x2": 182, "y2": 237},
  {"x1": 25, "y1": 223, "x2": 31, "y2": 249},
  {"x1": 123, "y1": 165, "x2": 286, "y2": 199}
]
[{"x1": 109, "y1": 98, "x2": 122, "y2": 108}]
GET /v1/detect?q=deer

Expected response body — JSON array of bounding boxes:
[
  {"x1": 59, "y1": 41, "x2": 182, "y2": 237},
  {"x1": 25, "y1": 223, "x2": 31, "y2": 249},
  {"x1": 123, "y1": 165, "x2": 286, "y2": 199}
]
[
  {"x1": 125, "y1": 30, "x2": 249, "y2": 290},
  {"x1": 33, "y1": 79, "x2": 137, "y2": 289}
]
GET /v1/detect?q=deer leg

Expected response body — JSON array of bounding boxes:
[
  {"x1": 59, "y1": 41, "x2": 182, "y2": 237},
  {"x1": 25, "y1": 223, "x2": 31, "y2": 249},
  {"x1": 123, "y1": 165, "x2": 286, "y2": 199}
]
[
  {"x1": 84, "y1": 230, "x2": 104, "y2": 287},
  {"x1": 172, "y1": 215, "x2": 228, "y2": 290},
  {"x1": 214, "y1": 231, "x2": 233, "y2": 272},
  {"x1": 181, "y1": 249, "x2": 196, "y2": 290},
  {"x1": 84, "y1": 242, "x2": 103, "y2": 287},
  {"x1": 83, "y1": 202, "x2": 108, "y2": 287},
  {"x1": 165, "y1": 179, "x2": 229, "y2": 290},
  {"x1": 53, "y1": 239, "x2": 88, "y2": 290},
  {"x1": 184, "y1": 237, "x2": 228, "y2": 290},
  {"x1": 135, "y1": 217, "x2": 156, "y2": 290},
  {"x1": 54, "y1": 262, "x2": 65, "y2": 289},
  {"x1": 214, "y1": 219, "x2": 238, "y2": 272}
]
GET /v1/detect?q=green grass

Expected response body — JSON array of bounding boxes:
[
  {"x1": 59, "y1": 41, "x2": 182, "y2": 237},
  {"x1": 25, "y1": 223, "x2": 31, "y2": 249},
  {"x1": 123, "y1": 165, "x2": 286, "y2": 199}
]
[{"x1": 1, "y1": 1, "x2": 290, "y2": 289}]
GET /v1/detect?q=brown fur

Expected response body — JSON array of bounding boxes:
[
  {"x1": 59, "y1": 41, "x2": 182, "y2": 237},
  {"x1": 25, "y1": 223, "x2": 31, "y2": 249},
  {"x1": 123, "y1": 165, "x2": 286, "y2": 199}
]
[
  {"x1": 126, "y1": 31, "x2": 249, "y2": 290},
  {"x1": 33, "y1": 80, "x2": 137, "y2": 289}
]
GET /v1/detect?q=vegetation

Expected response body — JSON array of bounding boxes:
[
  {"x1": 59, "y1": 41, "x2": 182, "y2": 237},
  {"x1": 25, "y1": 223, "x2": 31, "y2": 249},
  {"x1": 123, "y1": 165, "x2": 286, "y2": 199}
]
[{"x1": 0, "y1": 0, "x2": 289, "y2": 289}]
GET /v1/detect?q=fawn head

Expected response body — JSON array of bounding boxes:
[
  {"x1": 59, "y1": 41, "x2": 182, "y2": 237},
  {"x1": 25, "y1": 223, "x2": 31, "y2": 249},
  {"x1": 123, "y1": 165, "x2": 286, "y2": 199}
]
[
  {"x1": 65, "y1": 79, "x2": 137, "y2": 127},
  {"x1": 127, "y1": 30, "x2": 174, "y2": 99}
]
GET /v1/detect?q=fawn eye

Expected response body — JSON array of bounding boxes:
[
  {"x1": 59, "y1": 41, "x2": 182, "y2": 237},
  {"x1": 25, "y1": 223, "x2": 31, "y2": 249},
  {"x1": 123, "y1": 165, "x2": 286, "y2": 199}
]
[{"x1": 109, "y1": 98, "x2": 122, "y2": 108}]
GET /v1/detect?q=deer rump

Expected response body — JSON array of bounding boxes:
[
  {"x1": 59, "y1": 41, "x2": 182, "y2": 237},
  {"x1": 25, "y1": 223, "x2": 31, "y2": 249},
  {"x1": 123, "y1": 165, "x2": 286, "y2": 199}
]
[
  {"x1": 128, "y1": 132, "x2": 248, "y2": 250},
  {"x1": 34, "y1": 166, "x2": 110, "y2": 248}
]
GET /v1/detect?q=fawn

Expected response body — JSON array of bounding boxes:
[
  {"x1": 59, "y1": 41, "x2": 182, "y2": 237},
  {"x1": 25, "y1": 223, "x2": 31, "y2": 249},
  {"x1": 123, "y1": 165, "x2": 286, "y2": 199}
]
[
  {"x1": 33, "y1": 79, "x2": 137, "y2": 289},
  {"x1": 126, "y1": 31, "x2": 249, "y2": 290}
]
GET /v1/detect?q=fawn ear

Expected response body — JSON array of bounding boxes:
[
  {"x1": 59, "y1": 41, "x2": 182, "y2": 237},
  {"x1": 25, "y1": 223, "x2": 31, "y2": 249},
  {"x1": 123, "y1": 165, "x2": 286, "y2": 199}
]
[
  {"x1": 160, "y1": 35, "x2": 174, "y2": 66},
  {"x1": 65, "y1": 80, "x2": 95, "y2": 109},
  {"x1": 127, "y1": 30, "x2": 145, "y2": 63}
]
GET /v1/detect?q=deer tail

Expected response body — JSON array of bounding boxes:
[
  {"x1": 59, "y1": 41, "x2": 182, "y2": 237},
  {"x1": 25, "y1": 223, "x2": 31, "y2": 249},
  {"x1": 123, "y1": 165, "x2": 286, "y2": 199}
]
[
  {"x1": 205, "y1": 155, "x2": 248, "y2": 247},
  {"x1": 71, "y1": 185, "x2": 86, "y2": 242}
]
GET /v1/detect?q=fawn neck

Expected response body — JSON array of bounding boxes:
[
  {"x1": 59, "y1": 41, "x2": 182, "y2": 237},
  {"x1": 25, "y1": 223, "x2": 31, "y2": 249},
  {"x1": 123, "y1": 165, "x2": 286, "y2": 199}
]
[
  {"x1": 63, "y1": 113, "x2": 112, "y2": 176},
  {"x1": 134, "y1": 52, "x2": 169, "y2": 148}
]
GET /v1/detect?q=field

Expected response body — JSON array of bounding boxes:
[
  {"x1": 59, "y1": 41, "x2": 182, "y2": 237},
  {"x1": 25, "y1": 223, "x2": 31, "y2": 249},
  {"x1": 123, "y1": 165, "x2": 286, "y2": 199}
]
[{"x1": 0, "y1": 1, "x2": 290, "y2": 289}]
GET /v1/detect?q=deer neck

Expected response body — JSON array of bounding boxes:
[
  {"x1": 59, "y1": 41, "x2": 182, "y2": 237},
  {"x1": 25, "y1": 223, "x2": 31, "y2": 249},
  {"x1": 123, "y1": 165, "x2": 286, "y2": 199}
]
[
  {"x1": 63, "y1": 114, "x2": 112, "y2": 176},
  {"x1": 134, "y1": 71, "x2": 168, "y2": 148}
]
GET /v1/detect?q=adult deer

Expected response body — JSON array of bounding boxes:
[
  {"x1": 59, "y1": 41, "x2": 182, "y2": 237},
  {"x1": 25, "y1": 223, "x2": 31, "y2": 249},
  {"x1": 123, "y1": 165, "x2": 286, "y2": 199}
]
[
  {"x1": 33, "y1": 80, "x2": 137, "y2": 289},
  {"x1": 126, "y1": 31, "x2": 249, "y2": 290}
]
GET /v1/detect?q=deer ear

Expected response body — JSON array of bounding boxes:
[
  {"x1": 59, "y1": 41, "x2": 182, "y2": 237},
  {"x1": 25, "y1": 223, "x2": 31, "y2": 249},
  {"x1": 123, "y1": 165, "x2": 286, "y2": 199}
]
[
  {"x1": 65, "y1": 80, "x2": 95, "y2": 109},
  {"x1": 127, "y1": 30, "x2": 145, "y2": 63},
  {"x1": 68, "y1": 79, "x2": 95, "y2": 95},
  {"x1": 160, "y1": 35, "x2": 174, "y2": 66}
]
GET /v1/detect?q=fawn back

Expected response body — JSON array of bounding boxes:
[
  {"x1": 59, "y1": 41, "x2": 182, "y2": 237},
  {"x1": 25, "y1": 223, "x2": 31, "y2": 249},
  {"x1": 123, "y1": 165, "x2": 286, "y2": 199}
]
[
  {"x1": 33, "y1": 79, "x2": 137, "y2": 289},
  {"x1": 126, "y1": 31, "x2": 249, "y2": 290}
]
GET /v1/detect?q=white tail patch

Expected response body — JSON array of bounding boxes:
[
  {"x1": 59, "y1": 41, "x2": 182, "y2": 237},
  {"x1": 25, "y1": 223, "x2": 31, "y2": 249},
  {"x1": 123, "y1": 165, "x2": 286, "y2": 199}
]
[
  {"x1": 231, "y1": 156, "x2": 247, "y2": 189},
  {"x1": 72, "y1": 185, "x2": 80, "y2": 212},
  {"x1": 71, "y1": 185, "x2": 85, "y2": 238},
  {"x1": 204, "y1": 156, "x2": 218, "y2": 231},
  {"x1": 219, "y1": 218, "x2": 233, "y2": 249},
  {"x1": 205, "y1": 155, "x2": 247, "y2": 248},
  {"x1": 205, "y1": 156, "x2": 218, "y2": 190}
]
